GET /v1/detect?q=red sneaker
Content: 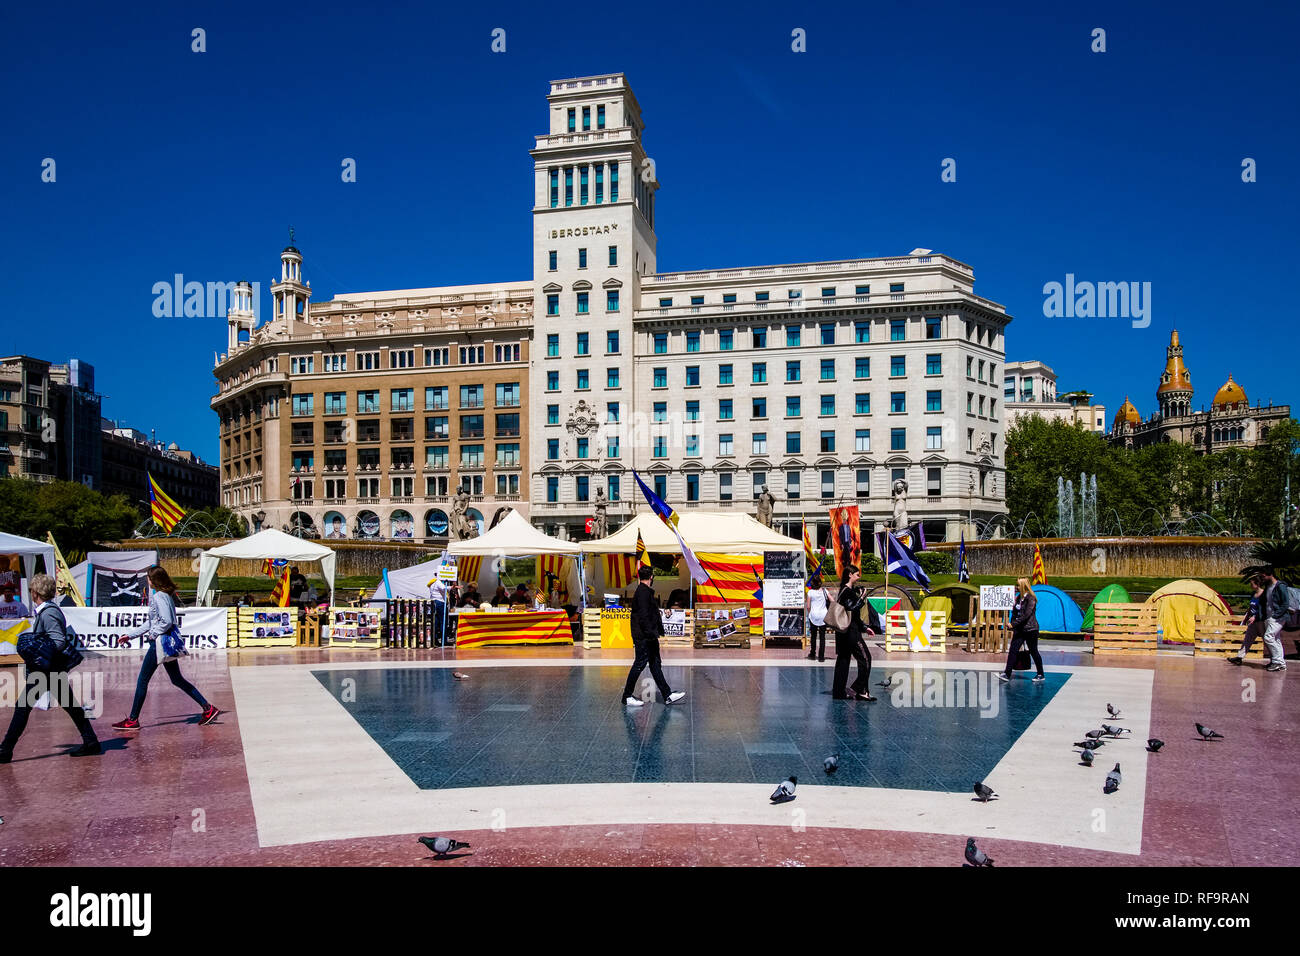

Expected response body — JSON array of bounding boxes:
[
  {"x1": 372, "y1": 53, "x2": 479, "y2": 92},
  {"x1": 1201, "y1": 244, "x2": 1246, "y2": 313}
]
[
  {"x1": 111, "y1": 717, "x2": 140, "y2": 731},
  {"x1": 199, "y1": 705, "x2": 222, "y2": 725}
]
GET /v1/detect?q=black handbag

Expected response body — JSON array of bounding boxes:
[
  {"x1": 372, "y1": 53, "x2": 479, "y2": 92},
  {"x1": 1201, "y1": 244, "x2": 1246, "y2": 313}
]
[
  {"x1": 17, "y1": 606, "x2": 83, "y2": 672},
  {"x1": 1014, "y1": 647, "x2": 1032, "y2": 670}
]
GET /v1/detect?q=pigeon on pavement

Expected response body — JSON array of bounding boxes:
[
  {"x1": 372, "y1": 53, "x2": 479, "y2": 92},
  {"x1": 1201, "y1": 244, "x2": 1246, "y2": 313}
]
[
  {"x1": 1080, "y1": 749, "x2": 1095, "y2": 766},
  {"x1": 973, "y1": 781, "x2": 997, "y2": 802},
  {"x1": 1074, "y1": 739, "x2": 1105, "y2": 750},
  {"x1": 452, "y1": 672, "x2": 469, "y2": 680},
  {"x1": 1085, "y1": 729, "x2": 1106, "y2": 741},
  {"x1": 1101, "y1": 724, "x2": 1128, "y2": 737},
  {"x1": 824, "y1": 754, "x2": 839, "y2": 775},
  {"x1": 965, "y1": 837, "x2": 994, "y2": 867},
  {"x1": 1195, "y1": 723, "x2": 1224, "y2": 740},
  {"x1": 1107, "y1": 704, "x2": 1122, "y2": 719},
  {"x1": 1103, "y1": 763, "x2": 1121, "y2": 794},
  {"x1": 418, "y1": 836, "x2": 470, "y2": 857},
  {"x1": 1147, "y1": 738, "x2": 1165, "y2": 752},
  {"x1": 770, "y1": 775, "x2": 798, "y2": 803}
]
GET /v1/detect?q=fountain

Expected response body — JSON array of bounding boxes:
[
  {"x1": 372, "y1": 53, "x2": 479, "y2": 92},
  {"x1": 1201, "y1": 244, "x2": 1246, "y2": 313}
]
[{"x1": 1056, "y1": 477, "x2": 1076, "y2": 538}]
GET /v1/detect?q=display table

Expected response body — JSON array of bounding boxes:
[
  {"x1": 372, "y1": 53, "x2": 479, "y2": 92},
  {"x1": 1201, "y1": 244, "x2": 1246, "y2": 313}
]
[{"x1": 454, "y1": 609, "x2": 573, "y2": 648}]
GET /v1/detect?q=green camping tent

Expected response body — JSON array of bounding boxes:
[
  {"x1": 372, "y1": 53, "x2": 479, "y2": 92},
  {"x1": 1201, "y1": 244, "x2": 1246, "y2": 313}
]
[{"x1": 1082, "y1": 583, "x2": 1132, "y2": 630}]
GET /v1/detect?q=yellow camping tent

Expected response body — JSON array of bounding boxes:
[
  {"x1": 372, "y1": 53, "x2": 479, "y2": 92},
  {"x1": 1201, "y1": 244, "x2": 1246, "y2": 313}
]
[{"x1": 1145, "y1": 579, "x2": 1231, "y2": 645}]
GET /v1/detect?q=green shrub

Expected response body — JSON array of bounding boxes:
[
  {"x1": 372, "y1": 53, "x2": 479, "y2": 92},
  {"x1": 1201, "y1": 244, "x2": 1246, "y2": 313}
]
[{"x1": 915, "y1": 551, "x2": 955, "y2": 574}]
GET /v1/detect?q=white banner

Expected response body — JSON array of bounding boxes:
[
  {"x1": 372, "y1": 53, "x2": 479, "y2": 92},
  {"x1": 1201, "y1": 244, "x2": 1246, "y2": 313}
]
[
  {"x1": 979, "y1": 585, "x2": 1016, "y2": 612},
  {"x1": 62, "y1": 607, "x2": 230, "y2": 652}
]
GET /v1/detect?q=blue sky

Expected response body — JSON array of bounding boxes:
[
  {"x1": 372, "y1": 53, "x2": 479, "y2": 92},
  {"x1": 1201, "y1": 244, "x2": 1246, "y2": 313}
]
[{"x1": 3, "y1": 0, "x2": 1297, "y2": 463}]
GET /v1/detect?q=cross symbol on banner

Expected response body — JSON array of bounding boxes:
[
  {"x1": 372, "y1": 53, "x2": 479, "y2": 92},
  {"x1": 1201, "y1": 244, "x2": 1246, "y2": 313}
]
[{"x1": 907, "y1": 611, "x2": 931, "y2": 651}]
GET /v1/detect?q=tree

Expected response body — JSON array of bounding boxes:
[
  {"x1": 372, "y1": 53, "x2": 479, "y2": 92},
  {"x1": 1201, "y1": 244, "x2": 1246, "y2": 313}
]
[
  {"x1": 0, "y1": 478, "x2": 139, "y2": 553},
  {"x1": 1005, "y1": 416, "x2": 1111, "y2": 534}
]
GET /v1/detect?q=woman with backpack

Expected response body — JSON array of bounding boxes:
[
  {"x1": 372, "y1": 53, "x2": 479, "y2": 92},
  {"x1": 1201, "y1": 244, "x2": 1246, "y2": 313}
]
[
  {"x1": 806, "y1": 575, "x2": 831, "y2": 662},
  {"x1": 828, "y1": 565, "x2": 878, "y2": 701},
  {"x1": 999, "y1": 577, "x2": 1045, "y2": 683},
  {"x1": 0, "y1": 573, "x2": 101, "y2": 762},
  {"x1": 111, "y1": 566, "x2": 221, "y2": 730}
]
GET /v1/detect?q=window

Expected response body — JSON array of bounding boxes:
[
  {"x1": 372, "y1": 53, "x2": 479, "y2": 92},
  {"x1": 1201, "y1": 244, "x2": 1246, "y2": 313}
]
[
  {"x1": 608, "y1": 245, "x2": 617, "y2": 265},
  {"x1": 547, "y1": 439, "x2": 559, "y2": 460},
  {"x1": 856, "y1": 470, "x2": 870, "y2": 496},
  {"x1": 852, "y1": 357, "x2": 870, "y2": 380},
  {"x1": 653, "y1": 402, "x2": 667, "y2": 422},
  {"x1": 386, "y1": 388, "x2": 411, "y2": 412},
  {"x1": 719, "y1": 472, "x2": 733, "y2": 501},
  {"x1": 495, "y1": 413, "x2": 520, "y2": 437},
  {"x1": 547, "y1": 404, "x2": 559, "y2": 425},
  {"x1": 752, "y1": 432, "x2": 768, "y2": 455},
  {"x1": 323, "y1": 354, "x2": 346, "y2": 372},
  {"x1": 607, "y1": 330, "x2": 620, "y2": 354},
  {"x1": 547, "y1": 477, "x2": 559, "y2": 502},
  {"x1": 786, "y1": 431, "x2": 801, "y2": 454},
  {"x1": 719, "y1": 364, "x2": 733, "y2": 385},
  {"x1": 691, "y1": 295, "x2": 704, "y2": 307},
  {"x1": 578, "y1": 247, "x2": 588, "y2": 269},
  {"x1": 891, "y1": 355, "x2": 906, "y2": 377},
  {"x1": 496, "y1": 383, "x2": 520, "y2": 407},
  {"x1": 576, "y1": 437, "x2": 589, "y2": 459},
  {"x1": 752, "y1": 397, "x2": 767, "y2": 418},
  {"x1": 653, "y1": 332, "x2": 667, "y2": 353},
  {"x1": 967, "y1": 357, "x2": 974, "y2": 378},
  {"x1": 607, "y1": 435, "x2": 620, "y2": 458},
  {"x1": 577, "y1": 293, "x2": 589, "y2": 316},
  {"x1": 785, "y1": 361, "x2": 800, "y2": 383},
  {"x1": 820, "y1": 323, "x2": 836, "y2": 345},
  {"x1": 855, "y1": 429, "x2": 871, "y2": 452},
  {"x1": 291, "y1": 356, "x2": 314, "y2": 375},
  {"x1": 719, "y1": 433, "x2": 734, "y2": 455},
  {"x1": 926, "y1": 391, "x2": 942, "y2": 412},
  {"x1": 426, "y1": 386, "x2": 449, "y2": 410},
  {"x1": 391, "y1": 418, "x2": 415, "y2": 441},
  {"x1": 547, "y1": 371, "x2": 558, "y2": 391},
  {"x1": 927, "y1": 467, "x2": 942, "y2": 497},
  {"x1": 576, "y1": 475, "x2": 589, "y2": 502},
  {"x1": 459, "y1": 385, "x2": 484, "y2": 408},
  {"x1": 723, "y1": 293, "x2": 736, "y2": 304},
  {"x1": 460, "y1": 444, "x2": 485, "y2": 468},
  {"x1": 291, "y1": 394, "x2": 314, "y2": 416},
  {"x1": 890, "y1": 282, "x2": 904, "y2": 294},
  {"x1": 855, "y1": 322, "x2": 870, "y2": 343},
  {"x1": 548, "y1": 250, "x2": 557, "y2": 271},
  {"x1": 576, "y1": 369, "x2": 589, "y2": 390},
  {"x1": 390, "y1": 349, "x2": 415, "y2": 369},
  {"x1": 567, "y1": 108, "x2": 576, "y2": 131},
  {"x1": 854, "y1": 393, "x2": 871, "y2": 415},
  {"x1": 460, "y1": 414, "x2": 484, "y2": 439},
  {"x1": 967, "y1": 392, "x2": 973, "y2": 413},
  {"x1": 685, "y1": 434, "x2": 700, "y2": 457},
  {"x1": 597, "y1": 104, "x2": 606, "y2": 128},
  {"x1": 820, "y1": 358, "x2": 835, "y2": 381},
  {"x1": 821, "y1": 470, "x2": 835, "y2": 499},
  {"x1": 607, "y1": 290, "x2": 619, "y2": 312},
  {"x1": 978, "y1": 359, "x2": 985, "y2": 383},
  {"x1": 610, "y1": 162, "x2": 619, "y2": 201},
  {"x1": 459, "y1": 346, "x2": 485, "y2": 364},
  {"x1": 820, "y1": 394, "x2": 835, "y2": 416},
  {"x1": 752, "y1": 472, "x2": 768, "y2": 498},
  {"x1": 653, "y1": 473, "x2": 667, "y2": 499},
  {"x1": 979, "y1": 395, "x2": 986, "y2": 416},
  {"x1": 324, "y1": 392, "x2": 346, "y2": 415},
  {"x1": 356, "y1": 351, "x2": 381, "y2": 370},
  {"x1": 607, "y1": 401, "x2": 620, "y2": 423},
  {"x1": 926, "y1": 354, "x2": 942, "y2": 375},
  {"x1": 786, "y1": 325, "x2": 801, "y2": 347},
  {"x1": 686, "y1": 473, "x2": 700, "y2": 501},
  {"x1": 426, "y1": 445, "x2": 449, "y2": 468},
  {"x1": 926, "y1": 316, "x2": 941, "y2": 339},
  {"x1": 547, "y1": 294, "x2": 559, "y2": 316},
  {"x1": 719, "y1": 398, "x2": 733, "y2": 420},
  {"x1": 788, "y1": 289, "x2": 802, "y2": 301},
  {"x1": 607, "y1": 368, "x2": 620, "y2": 388},
  {"x1": 659, "y1": 297, "x2": 672, "y2": 308},
  {"x1": 494, "y1": 343, "x2": 521, "y2": 363},
  {"x1": 549, "y1": 169, "x2": 559, "y2": 208},
  {"x1": 719, "y1": 329, "x2": 733, "y2": 350},
  {"x1": 653, "y1": 367, "x2": 667, "y2": 388},
  {"x1": 927, "y1": 426, "x2": 942, "y2": 450},
  {"x1": 497, "y1": 474, "x2": 520, "y2": 496},
  {"x1": 686, "y1": 331, "x2": 700, "y2": 352},
  {"x1": 653, "y1": 436, "x2": 667, "y2": 458},
  {"x1": 891, "y1": 319, "x2": 906, "y2": 341},
  {"x1": 752, "y1": 328, "x2": 767, "y2": 348},
  {"x1": 686, "y1": 400, "x2": 700, "y2": 421},
  {"x1": 496, "y1": 443, "x2": 521, "y2": 468},
  {"x1": 820, "y1": 430, "x2": 835, "y2": 453},
  {"x1": 891, "y1": 428, "x2": 906, "y2": 451},
  {"x1": 786, "y1": 471, "x2": 801, "y2": 499},
  {"x1": 786, "y1": 395, "x2": 802, "y2": 418},
  {"x1": 891, "y1": 392, "x2": 906, "y2": 413},
  {"x1": 565, "y1": 167, "x2": 573, "y2": 205},
  {"x1": 752, "y1": 362, "x2": 767, "y2": 384},
  {"x1": 756, "y1": 291, "x2": 770, "y2": 303},
  {"x1": 428, "y1": 416, "x2": 449, "y2": 440}
]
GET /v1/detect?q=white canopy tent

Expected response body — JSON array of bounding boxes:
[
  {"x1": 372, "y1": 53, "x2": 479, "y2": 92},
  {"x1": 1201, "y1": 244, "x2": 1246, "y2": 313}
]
[
  {"x1": 0, "y1": 531, "x2": 55, "y2": 580},
  {"x1": 195, "y1": 529, "x2": 336, "y2": 605},
  {"x1": 446, "y1": 510, "x2": 581, "y2": 557},
  {"x1": 579, "y1": 511, "x2": 803, "y2": 554}
]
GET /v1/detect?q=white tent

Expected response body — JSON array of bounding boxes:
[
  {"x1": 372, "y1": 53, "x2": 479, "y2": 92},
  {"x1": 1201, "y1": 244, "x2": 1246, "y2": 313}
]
[
  {"x1": 447, "y1": 510, "x2": 580, "y2": 556},
  {"x1": 579, "y1": 511, "x2": 803, "y2": 554},
  {"x1": 367, "y1": 553, "x2": 452, "y2": 601},
  {"x1": 195, "y1": 529, "x2": 336, "y2": 605},
  {"x1": 0, "y1": 531, "x2": 55, "y2": 580}
]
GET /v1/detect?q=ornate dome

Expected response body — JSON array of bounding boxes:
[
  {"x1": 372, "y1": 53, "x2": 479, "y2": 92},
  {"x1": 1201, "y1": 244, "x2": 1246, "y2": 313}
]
[
  {"x1": 1112, "y1": 396, "x2": 1140, "y2": 431},
  {"x1": 1156, "y1": 329, "x2": 1192, "y2": 396},
  {"x1": 1212, "y1": 374, "x2": 1247, "y2": 408}
]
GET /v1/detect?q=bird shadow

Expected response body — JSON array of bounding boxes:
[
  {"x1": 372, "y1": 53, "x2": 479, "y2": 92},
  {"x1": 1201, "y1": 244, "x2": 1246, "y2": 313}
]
[
  {"x1": 419, "y1": 852, "x2": 472, "y2": 861},
  {"x1": 969, "y1": 797, "x2": 998, "y2": 803}
]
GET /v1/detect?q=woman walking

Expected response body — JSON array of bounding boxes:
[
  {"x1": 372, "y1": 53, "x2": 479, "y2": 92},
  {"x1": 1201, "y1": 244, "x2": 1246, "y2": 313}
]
[
  {"x1": 806, "y1": 575, "x2": 830, "y2": 662},
  {"x1": 112, "y1": 567, "x2": 221, "y2": 730},
  {"x1": 999, "y1": 577, "x2": 1045, "y2": 683},
  {"x1": 830, "y1": 565, "x2": 877, "y2": 701},
  {"x1": 0, "y1": 573, "x2": 101, "y2": 762}
]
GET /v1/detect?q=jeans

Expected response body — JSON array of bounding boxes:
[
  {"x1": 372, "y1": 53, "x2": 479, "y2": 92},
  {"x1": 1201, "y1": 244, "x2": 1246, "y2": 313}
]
[
  {"x1": 1, "y1": 669, "x2": 98, "y2": 753},
  {"x1": 831, "y1": 627, "x2": 871, "y2": 697},
  {"x1": 621, "y1": 637, "x2": 672, "y2": 700},
  {"x1": 129, "y1": 641, "x2": 210, "y2": 720},
  {"x1": 1262, "y1": 617, "x2": 1286, "y2": 666},
  {"x1": 1004, "y1": 632, "x2": 1044, "y2": 678},
  {"x1": 807, "y1": 624, "x2": 827, "y2": 659}
]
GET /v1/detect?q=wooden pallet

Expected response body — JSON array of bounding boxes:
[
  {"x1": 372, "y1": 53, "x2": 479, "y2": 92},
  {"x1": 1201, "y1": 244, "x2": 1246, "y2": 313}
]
[
  {"x1": 965, "y1": 597, "x2": 1010, "y2": 653},
  {"x1": 234, "y1": 606, "x2": 298, "y2": 648},
  {"x1": 1193, "y1": 613, "x2": 1264, "y2": 659},
  {"x1": 694, "y1": 636, "x2": 751, "y2": 649},
  {"x1": 1093, "y1": 603, "x2": 1158, "y2": 655},
  {"x1": 325, "y1": 607, "x2": 382, "y2": 649},
  {"x1": 883, "y1": 609, "x2": 948, "y2": 653},
  {"x1": 582, "y1": 608, "x2": 602, "y2": 648}
]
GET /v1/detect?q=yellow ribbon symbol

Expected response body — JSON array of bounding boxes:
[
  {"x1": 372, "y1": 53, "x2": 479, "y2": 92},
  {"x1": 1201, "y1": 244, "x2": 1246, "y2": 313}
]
[{"x1": 907, "y1": 611, "x2": 930, "y2": 651}]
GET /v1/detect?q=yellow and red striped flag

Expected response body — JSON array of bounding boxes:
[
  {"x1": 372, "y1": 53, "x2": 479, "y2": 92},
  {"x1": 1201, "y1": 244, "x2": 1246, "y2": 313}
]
[
  {"x1": 536, "y1": 555, "x2": 573, "y2": 603},
  {"x1": 1031, "y1": 543, "x2": 1047, "y2": 585},
  {"x1": 268, "y1": 566, "x2": 291, "y2": 607},
  {"x1": 634, "y1": 530, "x2": 650, "y2": 569},
  {"x1": 694, "y1": 552, "x2": 765, "y2": 634},
  {"x1": 603, "y1": 553, "x2": 638, "y2": 590},
  {"x1": 148, "y1": 474, "x2": 186, "y2": 533},
  {"x1": 458, "y1": 555, "x2": 483, "y2": 587}
]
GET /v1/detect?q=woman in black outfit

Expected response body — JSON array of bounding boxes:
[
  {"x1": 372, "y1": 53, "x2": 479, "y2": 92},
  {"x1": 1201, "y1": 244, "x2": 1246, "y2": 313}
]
[
  {"x1": 831, "y1": 565, "x2": 879, "y2": 701},
  {"x1": 1000, "y1": 577, "x2": 1045, "y2": 682}
]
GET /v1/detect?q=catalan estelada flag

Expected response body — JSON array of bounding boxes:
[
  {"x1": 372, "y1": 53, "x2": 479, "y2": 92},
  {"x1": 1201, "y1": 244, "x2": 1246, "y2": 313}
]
[
  {"x1": 261, "y1": 558, "x2": 287, "y2": 578},
  {"x1": 269, "y1": 567, "x2": 291, "y2": 607},
  {"x1": 536, "y1": 554, "x2": 573, "y2": 603},
  {"x1": 603, "y1": 552, "x2": 637, "y2": 590},
  {"x1": 147, "y1": 474, "x2": 185, "y2": 533},
  {"x1": 694, "y1": 552, "x2": 765, "y2": 634},
  {"x1": 634, "y1": 530, "x2": 650, "y2": 569},
  {"x1": 632, "y1": 472, "x2": 711, "y2": 586},
  {"x1": 457, "y1": 555, "x2": 483, "y2": 588},
  {"x1": 1031, "y1": 543, "x2": 1047, "y2": 585}
]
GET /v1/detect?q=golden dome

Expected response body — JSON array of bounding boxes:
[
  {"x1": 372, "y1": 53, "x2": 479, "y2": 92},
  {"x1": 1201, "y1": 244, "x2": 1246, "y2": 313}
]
[
  {"x1": 1156, "y1": 329, "x2": 1193, "y2": 395},
  {"x1": 1112, "y1": 396, "x2": 1140, "y2": 430},
  {"x1": 1212, "y1": 374, "x2": 1247, "y2": 408}
]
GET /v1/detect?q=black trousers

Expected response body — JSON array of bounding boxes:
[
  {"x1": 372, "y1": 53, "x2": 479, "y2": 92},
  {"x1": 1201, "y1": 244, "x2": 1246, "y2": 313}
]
[
  {"x1": 621, "y1": 637, "x2": 672, "y2": 700},
  {"x1": 1, "y1": 669, "x2": 99, "y2": 753},
  {"x1": 1004, "y1": 632, "x2": 1044, "y2": 678},
  {"x1": 831, "y1": 628, "x2": 871, "y2": 698},
  {"x1": 807, "y1": 624, "x2": 827, "y2": 659},
  {"x1": 130, "y1": 641, "x2": 210, "y2": 720}
]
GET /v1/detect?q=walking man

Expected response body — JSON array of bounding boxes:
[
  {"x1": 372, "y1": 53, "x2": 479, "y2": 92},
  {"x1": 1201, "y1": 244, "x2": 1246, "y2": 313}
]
[
  {"x1": 621, "y1": 566, "x2": 686, "y2": 706},
  {"x1": 1256, "y1": 570, "x2": 1290, "y2": 672}
]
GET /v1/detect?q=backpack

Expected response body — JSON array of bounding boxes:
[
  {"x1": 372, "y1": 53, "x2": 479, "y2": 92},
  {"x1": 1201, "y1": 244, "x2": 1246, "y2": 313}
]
[{"x1": 1282, "y1": 581, "x2": 1300, "y2": 614}]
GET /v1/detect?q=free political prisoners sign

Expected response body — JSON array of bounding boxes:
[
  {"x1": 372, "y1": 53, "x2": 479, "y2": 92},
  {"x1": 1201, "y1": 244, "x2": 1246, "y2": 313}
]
[{"x1": 62, "y1": 607, "x2": 230, "y2": 651}]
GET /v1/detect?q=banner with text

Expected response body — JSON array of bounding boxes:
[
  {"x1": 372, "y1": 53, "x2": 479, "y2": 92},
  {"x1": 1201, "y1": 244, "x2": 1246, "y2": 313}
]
[{"x1": 62, "y1": 607, "x2": 230, "y2": 652}]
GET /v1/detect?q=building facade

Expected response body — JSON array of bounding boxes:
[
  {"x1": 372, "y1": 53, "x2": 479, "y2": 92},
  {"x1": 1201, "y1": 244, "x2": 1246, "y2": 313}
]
[
  {"x1": 100, "y1": 424, "x2": 219, "y2": 512},
  {"x1": 1003, "y1": 360, "x2": 1106, "y2": 433},
  {"x1": 0, "y1": 355, "x2": 102, "y2": 485},
  {"x1": 1109, "y1": 329, "x2": 1291, "y2": 453}
]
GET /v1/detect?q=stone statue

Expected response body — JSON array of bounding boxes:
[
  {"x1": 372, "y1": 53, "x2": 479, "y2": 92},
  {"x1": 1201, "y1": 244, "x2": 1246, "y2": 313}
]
[
  {"x1": 451, "y1": 488, "x2": 471, "y2": 540},
  {"x1": 891, "y1": 479, "x2": 909, "y2": 530},
  {"x1": 756, "y1": 486, "x2": 775, "y2": 528},
  {"x1": 592, "y1": 488, "x2": 608, "y2": 538}
]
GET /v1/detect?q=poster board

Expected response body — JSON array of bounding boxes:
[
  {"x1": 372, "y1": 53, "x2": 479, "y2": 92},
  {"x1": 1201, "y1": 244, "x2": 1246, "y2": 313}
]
[
  {"x1": 980, "y1": 585, "x2": 1016, "y2": 612},
  {"x1": 599, "y1": 607, "x2": 632, "y2": 648},
  {"x1": 661, "y1": 608, "x2": 689, "y2": 642},
  {"x1": 694, "y1": 603, "x2": 750, "y2": 647},
  {"x1": 329, "y1": 607, "x2": 381, "y2": 648}
]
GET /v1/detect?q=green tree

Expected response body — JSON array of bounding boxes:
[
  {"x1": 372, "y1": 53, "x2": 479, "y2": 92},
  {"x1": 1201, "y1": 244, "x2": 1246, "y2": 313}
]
[
  {"x1": 1005, "y1": 416, "x2": 1111, "y2": 533},
  {"x1": 1240, "y1": 419, "x2": 1300, "y2": 536},
  {"x1": 0, "y1": 478, "x2": 138, "y2": 553}
]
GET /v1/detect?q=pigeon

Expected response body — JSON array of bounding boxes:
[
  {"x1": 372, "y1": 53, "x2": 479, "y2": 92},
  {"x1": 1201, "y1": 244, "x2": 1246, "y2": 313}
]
[
  {"x1": 1147, "y1": 738, "x2": 1164, "y2": 753},
  {"x1": 1195, "y1": 723, "x2": 1224, "y2": 741},
  {"x1": 1080, "y1": 749, "x2": 1095, "y2": 766},
  {"x1": 1085, "y1": 729, "x2": 1106, "y2": 741},
  {"x1": 973, "y1": 781, "x2": 997, "y2": 802},
  {"x1": 1102, "y1": 724, "x2": 1129, "y2": 738},
  {"x1": 452, "y1": 672, "x2": 469, "y2": 680},
  {"x1": 418, "y1": 836, "x2": 470, "y2": 857},
  {"x1": 1103, "y1": 763, "x2": 1121, "y2": 794},
  {"x1": 1107, "y1": 704, "x2": 1122, "y2": 719},
  {"x1": 824, "y1": 754, "x2": 839, "y2": 775},
  {"x1": 1074, "y1": 739, "x2": 1105, "y2": 750},
  {"x1": 770, "y1": 775, "x2": 798, "y2": 803},
  {"x1": 965, "y1": 837, "x2": 994, "y2": 867}
]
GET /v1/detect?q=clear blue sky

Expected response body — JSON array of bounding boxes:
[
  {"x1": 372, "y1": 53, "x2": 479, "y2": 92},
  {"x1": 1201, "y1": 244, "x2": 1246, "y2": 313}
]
[{"x1": 3, "y1": 0, "x2": 1297, "y2": 463}]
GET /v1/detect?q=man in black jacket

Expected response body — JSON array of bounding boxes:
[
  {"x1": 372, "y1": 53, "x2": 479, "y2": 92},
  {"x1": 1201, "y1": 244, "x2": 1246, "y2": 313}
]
[{"x1": 621, "y1": 566, "x2": 686, "y2": 706}]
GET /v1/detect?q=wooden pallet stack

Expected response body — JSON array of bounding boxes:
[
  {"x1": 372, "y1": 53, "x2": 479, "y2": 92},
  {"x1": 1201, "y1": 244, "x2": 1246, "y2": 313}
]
[
  {"x1": 1092, "y1": 603, "x2": 1158, "y2": 655},
  {"x1": 1192, "y1": 613, "x2": 1263, "y2": 659},
  {"x1": 232, "y1": 607, "x2": 298, "y2": 648},
  {"x1": 582, "y1": 608, "x2": 602, "y2": 648},
  {"x1": 883, "y1": 609, "x2": 948, "y2": 653},
  {"x1": 964, "y1": 599, "x2": 1010, "y2": 653}
]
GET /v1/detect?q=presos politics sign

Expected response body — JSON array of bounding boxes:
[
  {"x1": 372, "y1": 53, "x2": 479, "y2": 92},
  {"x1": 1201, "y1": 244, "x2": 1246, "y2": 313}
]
[{"x1": 62, "y1": 607, "x2": 230, "y2": 652}]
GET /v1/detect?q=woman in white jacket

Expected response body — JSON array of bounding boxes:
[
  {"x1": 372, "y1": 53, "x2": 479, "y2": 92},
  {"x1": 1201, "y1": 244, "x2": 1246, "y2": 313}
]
[{"x1": 111, "y1": 566, "x2": 221, "y2": 731}]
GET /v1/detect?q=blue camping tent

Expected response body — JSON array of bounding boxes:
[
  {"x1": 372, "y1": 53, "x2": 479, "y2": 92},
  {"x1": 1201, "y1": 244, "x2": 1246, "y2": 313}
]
[{"x1": 1031, "y1": 584, "x2": 1084, "y2": 633}]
